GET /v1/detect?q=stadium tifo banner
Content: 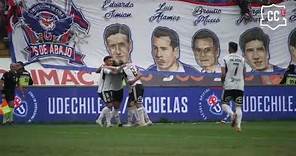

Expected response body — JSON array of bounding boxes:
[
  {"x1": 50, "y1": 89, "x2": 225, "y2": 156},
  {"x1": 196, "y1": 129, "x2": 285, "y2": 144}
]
[
  {"x1": 0, "y1": 86, "x2": 295, "y2": 123},
  {"x1": 7, "y1": 0, "x2": 296, "y2": 86}
]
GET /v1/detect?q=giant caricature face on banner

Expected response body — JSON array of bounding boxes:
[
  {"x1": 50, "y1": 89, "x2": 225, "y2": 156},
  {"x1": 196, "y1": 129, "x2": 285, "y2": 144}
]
[
  {"x1": 150, "y1": 26, "x2": 180, "y2": 72},
  {"x1": 104, "y1": 23, "x2": 133, "y2": 64},
  {"x1": 192, "y1": 29, "x2": 220, "y2": 73},
  {"x1": 147, "y1": 26, "x2": 197, "y2": 73},
  {"x1": 239, "y1": 27, "x2": 283, "y2": 72}
]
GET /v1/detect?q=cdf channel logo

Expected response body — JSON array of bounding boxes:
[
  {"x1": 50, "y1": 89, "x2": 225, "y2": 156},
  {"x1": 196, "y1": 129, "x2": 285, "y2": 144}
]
[{"x1": 260, "y1": 4, "x2": 287, "y2": 30}]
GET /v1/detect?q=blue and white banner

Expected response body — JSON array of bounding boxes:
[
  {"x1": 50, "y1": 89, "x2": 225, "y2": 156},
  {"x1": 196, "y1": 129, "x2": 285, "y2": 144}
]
[{"x1": 1, "y1": 86, "x2": 295, "y2": 123}]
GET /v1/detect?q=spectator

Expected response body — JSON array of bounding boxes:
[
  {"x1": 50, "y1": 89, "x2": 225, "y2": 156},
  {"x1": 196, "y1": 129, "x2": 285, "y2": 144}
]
[{"x1": 280, "y1": 64, "x2": 296, "y2": 85}]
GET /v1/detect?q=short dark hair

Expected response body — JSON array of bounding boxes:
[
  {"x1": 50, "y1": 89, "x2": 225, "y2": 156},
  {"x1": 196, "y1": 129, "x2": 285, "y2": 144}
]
[
  {"x1": 229, "y1": 41, "x2": 238, "y2": 52},
  {"x1": 103, "y1": 56, "x2": 112, "y2": 62},
  {"x1": 16, "y1": 61, "x2": 25, "y2": 67},
  {"x1": 289, "y1": 28, "x2": 296, "y2": 48},
  {"x1": 191, "y1": 29, "x2": 220, "y2": 56},
  {"x1": 104, "y1": 23, "x2": 132, "y2": 44},
  {"x1": 239, "y1": 27, "x2": 270, "y2": 54},
  {"x1": 152, "y1": 26, "x2": 179, "y2": 49}
]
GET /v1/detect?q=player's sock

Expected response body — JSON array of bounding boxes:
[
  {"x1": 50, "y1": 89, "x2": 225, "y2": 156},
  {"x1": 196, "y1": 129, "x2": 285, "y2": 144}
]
[
  {"x1": 105, "y1": 107, "x2": 112, "y2": 127},
  {"x1": 222, "y1": 104, "x2": 234, "y2": 117},
  {"x1": 112, "y1": 109, "x2": 121, "y2": 125},
  {"x1": 137, "y1": 107, "x2": 146, "y2": 126},
  {"x1": 127, "y1": 106, "x2": 135, "y2": 125},
  {"x1": 143, "y1": 108, "x2": 151, "y2": 123},
  {"x1": 134, "y1": 107, "x2": 140, "y2": 123},
  {"x1": 97, "y1": 106, "x2": 108, "y2": 121},
  {"x1": 236, "y1": 106, "x2": 242, "y2": 129}
]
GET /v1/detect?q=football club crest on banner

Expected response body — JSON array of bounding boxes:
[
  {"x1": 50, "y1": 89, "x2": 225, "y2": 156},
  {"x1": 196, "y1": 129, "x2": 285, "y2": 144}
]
[
  {"x1": 19, "y1": 2, "x2": 90, "y2": 66},
  {"x1": 198, "y1": 88, "x2": 231, "y2": 121},
  {"x1": 14, "y1": 91, "x2": 38, "y2": 123}
]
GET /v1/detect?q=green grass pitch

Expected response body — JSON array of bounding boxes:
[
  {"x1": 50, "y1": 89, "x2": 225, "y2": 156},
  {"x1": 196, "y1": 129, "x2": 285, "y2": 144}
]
[{"x1": 0, "y1": 121, "x2": 295, "y2": 156}]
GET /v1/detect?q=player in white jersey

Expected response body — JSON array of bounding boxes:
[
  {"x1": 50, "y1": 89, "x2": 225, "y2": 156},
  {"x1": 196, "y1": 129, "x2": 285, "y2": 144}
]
[
  {"x1": 221, "y1": 42, "x2": 245, "y2": 132},
  {"x1": 95, "y1": 56, "x2": 124, "y2": 127},
  {"x1": 123, "y1": 62, "x2": 152, "y2": 127}
]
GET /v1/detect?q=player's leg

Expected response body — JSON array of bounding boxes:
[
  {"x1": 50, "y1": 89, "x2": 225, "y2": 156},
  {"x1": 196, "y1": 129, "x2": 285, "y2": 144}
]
[
  {"x1": 221, "y1": 90, "x2": 235, "y2": 121},
  {"x1": 111, "y1": 106, "x2": 121, "y2": 126},
  {"x1": 112, "y1": 89, "x2": 124, "y2": 127},
  {"x1": 96, "y1": 91, "x2": 113, "y2": 127},
  {"x1": 124, "y1": 100, "x2": 137, "y2": 127},
  {"x1": 143, "y1": 107, "x2": 152, "y2": 126},
  {"x1": 138, "y1": 85, "x2": 152, "y2": 125},
  {"x1": 126, "y1": 91, "x2": 142, "y2": 126},
  {"x1": 133, "y1": 84, "x2": 147, "y2": 126},
  {"x1": 96, "y1": 93, "x2": 105, "y2": 126},
  {"x1": 4, "y1": 94, "x2": 15, "y2": 125},
  {"x1": 234, "y1": 90, "x2": 244, "y2": 132}
]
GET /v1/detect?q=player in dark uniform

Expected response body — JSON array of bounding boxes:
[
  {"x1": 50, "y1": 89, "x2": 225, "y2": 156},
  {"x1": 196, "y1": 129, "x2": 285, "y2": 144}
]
[{"x1": 280, "y1": 64, "x2": 296, "y2": 85}]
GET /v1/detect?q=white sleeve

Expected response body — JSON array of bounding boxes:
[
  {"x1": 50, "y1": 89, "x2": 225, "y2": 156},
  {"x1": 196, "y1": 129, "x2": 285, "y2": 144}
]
[
  {"x1": 102, "y1": 68, "x2": 111, "y2": 74},
  {"x1": 97, "y1": 72, "x2": 103, "y2": 93}
]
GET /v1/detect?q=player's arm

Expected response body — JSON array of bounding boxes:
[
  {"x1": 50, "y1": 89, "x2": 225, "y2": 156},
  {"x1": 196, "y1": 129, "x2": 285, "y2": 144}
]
[
  {"x1": 127, "y1": 71, "x2": 143, "y2": 85},
  {"x1": 102, "y1": 64, "x2": 125, "y2": 74},
  {"x1": 95, "y1": 66, "x2": 102, "y2": 73}
]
